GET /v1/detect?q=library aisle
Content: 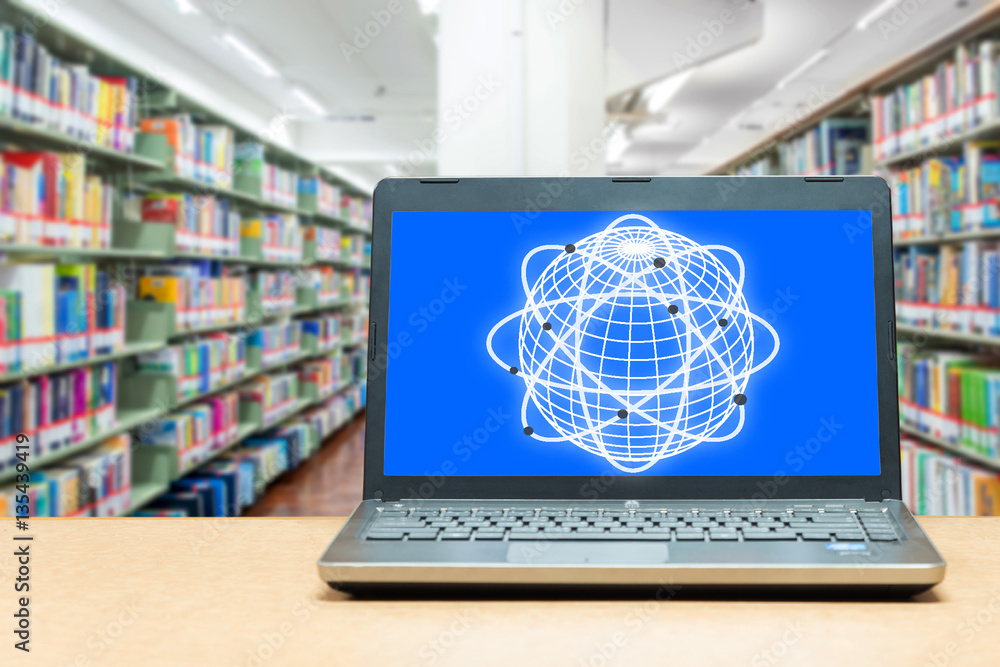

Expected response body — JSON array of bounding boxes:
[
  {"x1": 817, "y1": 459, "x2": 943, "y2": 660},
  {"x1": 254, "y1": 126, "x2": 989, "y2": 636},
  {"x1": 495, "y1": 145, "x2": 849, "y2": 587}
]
[
  {"x1": 2, "y1": 0, "x2": 1000, "y2": 522},
  {"x1": 244, "y1": 410, "x2": 364, "y2": 517}
]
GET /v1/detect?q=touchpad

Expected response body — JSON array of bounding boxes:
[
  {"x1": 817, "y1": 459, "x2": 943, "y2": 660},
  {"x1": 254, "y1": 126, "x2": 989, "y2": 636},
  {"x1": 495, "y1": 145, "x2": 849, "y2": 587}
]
[{"x1": 505, "y1": 542, "x2": 669, "y2": 564}]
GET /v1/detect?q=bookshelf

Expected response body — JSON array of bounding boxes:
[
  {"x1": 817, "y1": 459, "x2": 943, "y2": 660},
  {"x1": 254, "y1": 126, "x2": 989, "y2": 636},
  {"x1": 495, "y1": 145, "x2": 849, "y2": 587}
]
[
  {"x1": 0, "y1": 0, "x2": 371, "y2": 519},
  {"x1": 712, "y1": 4, "x2": 1000, "y2": 516}
]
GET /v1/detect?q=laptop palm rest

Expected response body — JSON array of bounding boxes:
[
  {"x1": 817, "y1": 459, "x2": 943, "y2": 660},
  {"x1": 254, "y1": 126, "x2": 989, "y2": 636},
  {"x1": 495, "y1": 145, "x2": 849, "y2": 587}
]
[{"x1": 505, "y1": 543, "x2": 669, "y2": 564}]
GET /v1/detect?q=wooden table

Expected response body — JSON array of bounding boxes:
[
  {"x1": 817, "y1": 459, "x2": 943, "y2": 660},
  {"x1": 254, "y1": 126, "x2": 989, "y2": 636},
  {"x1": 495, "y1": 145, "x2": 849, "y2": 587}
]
[{"x1": 1, "y1": 517, "x2": 998, "y2": 666}]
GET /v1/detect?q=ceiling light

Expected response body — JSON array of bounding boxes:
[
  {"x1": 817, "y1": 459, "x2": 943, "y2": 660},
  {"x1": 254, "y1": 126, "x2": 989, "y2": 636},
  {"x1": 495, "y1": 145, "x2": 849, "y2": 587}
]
[
  {"x1": 417, "y1": 0, "x2": 440, "y2": 15},
  {"x1": 856, "y1": 0, "x2": 899, "y2": 30},
  {"x1": 292, "y1": 87, "x2": 326, "y2": 115},
  {"x1": 220, "y1": 33, "x2": 279, "y2": 78},
  {"x1": 775, "y1": 49, "x2": 829, "y2": 90},
  {"x1": 171, "y1": 0, "x2": 200, "y2": 14},
  {"x1": 644, "y1": 69, "x2": 696, "y2": 113}
]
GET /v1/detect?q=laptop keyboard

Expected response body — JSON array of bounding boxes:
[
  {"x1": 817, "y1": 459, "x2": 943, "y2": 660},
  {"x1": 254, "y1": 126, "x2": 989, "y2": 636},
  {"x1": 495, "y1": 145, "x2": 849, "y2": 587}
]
[{"x1": 365, "y1": 506, "x2": 900, "y2": 542}]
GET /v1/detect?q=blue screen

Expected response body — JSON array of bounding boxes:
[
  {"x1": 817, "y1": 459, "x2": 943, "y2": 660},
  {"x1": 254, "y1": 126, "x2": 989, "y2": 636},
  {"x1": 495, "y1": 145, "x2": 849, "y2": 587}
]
[{"x1": 383, "y1": 210, "x2": 880, "y2": 477}]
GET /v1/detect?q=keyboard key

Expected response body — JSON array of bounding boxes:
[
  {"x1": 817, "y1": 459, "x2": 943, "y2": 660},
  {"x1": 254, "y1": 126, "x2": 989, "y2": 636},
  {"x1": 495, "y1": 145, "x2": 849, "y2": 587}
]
[
  {"x1": 708, "y1": 532, "x2": 739, "y2": 541},
  {"x1": 406, "y1": 530, "x2": 440, "y2": 540},
  {"x1": 834, "y1": 532, "x2": 865, "y2": 540},
  {"x1": 476, "y1": 525, "x2": 506, "y2": 533},
  {"x1": 574, "y1": 527, "x2": 608, "y2": 535},
  {"x1": 440, "y1": 532, "x2": 473, "y2": 540},
  {"x1": 799, "y1": 532, "x2": 833, "y2": 540},
  {"x1": 675, "y1": 531, "x2": 705, "y2": 540},
  {"x1": 866, "y1": 534, "x2": 899, "y2": 541},
  {"x1": 474, "y1": 532, "x2": 505, "y2": 540},
  {"x1": 743, "y1": 533, "x2": 797, "y2": 540},
  {"x1": 367, "y1": 531, "x2": 405, "y2": 540}
]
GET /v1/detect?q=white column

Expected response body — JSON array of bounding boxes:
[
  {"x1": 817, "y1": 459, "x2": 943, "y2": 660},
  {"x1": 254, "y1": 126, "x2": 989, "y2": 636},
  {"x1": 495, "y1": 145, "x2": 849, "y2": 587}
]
[{"x1": 436, "y1": 0, "x2": 606, "y2": 177}]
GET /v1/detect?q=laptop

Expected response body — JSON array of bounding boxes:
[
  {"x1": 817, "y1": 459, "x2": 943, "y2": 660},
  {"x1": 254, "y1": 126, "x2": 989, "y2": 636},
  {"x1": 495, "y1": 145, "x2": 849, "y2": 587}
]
[{"x1": 318, "y1": 176, "x2": 946, "y2": 595}]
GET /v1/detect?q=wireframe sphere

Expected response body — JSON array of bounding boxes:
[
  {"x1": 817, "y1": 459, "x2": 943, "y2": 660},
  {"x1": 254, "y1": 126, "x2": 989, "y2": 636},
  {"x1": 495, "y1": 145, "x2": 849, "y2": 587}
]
[{"x1": 487, "y1": 214, "x2": 780, "y2": 473}]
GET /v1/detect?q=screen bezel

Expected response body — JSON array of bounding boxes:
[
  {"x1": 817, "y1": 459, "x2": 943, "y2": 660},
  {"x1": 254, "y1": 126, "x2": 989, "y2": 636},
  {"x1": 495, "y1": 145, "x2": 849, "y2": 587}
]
[{"x1": 363, "y1": 176, "x2": 899, "y2": 502}]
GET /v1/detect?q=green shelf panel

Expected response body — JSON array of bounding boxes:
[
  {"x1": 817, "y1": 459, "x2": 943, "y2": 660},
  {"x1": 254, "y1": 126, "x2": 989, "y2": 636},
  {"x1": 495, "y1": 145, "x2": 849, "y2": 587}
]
[
  {"x1": 127, "y1": 481, "x2": 171, "y2": 515},
  {"x1": 0, "y1": 243, "x2": 167, "y2": 261},
  {"x1": 898, "y1": 423, "x2": 1000, "y2": 472},
  {"x1": 111, "y1": 218, "x2": 175, "y2": 256},
  {"x1": 0, "y1": 341, "x2": 164, "y2": 383},
  {"x1": 131, "y1": 444, "x2": 181, "y2": 489},
  {"x1": 0, "y1": 115, "x2": 166, "y2": 170},
  {"x1": 0, "y1": 406, "x2": 163, "y2": 484},
  {"x1": 236, "y1": 421, "x2": 259, "y2": 441}
]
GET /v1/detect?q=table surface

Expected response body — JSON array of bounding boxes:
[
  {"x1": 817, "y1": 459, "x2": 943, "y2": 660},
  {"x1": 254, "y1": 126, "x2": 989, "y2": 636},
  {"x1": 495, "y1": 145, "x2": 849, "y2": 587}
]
[{"x1": 1, "y1": 517, "x2": 998, "y2": 667}]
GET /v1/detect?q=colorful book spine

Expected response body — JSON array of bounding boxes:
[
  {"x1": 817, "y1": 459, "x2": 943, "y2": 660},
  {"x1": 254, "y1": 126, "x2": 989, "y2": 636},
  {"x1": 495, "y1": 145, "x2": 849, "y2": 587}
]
[
  {"x1": 893, "y1": 241, "x2": 1000, "y2": 336},
  {"x1": 138, "y1": 263, "x2": 247, "y2": 331},
  {"x1": 238, "y1": 372, "x2": 298, "y2": 428},
  {"x1": 135, "y1": 334, "x2": 247, "y2": 400},
  {"x1": 0, "y1": 25, "x2": 137, "y2": 150},
  {"x1": 0, "y1": 361, "x2": 116, "y2": 471},
  {"x1": 298, "y1": 313, "x2": 340, "y2": 352},
  {"x1": 135, "y1": 390, "x2": 239, "y2": 472},
  {"x1": 0, "y1": 151, "x2": 115, "y2": 247},
  {"x1": 901, "y1": 436, "x2": 1000, "y2": 516},
  {"x1": 249, "y1": 270, "x2": 296, "y2": 315},
  {"x1": 241, "y1": 213, "x2": 302, "y2": 262},
  {"x1": 874, "y1": 39, "x2": 1000, "y2": 161},
  {"x1": 261, "y1": 163, "x2": 298, "y2": 208},
  {"x1": 248, "y1": 321, "x2": 301, "y2": 369}
]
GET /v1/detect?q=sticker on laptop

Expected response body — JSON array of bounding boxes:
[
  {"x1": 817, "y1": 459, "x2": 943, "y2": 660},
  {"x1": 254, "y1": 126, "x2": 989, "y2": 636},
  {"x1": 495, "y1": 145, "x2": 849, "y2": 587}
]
[{"x1": 826, "y1": 542, "x2": 867, "y2": 551}]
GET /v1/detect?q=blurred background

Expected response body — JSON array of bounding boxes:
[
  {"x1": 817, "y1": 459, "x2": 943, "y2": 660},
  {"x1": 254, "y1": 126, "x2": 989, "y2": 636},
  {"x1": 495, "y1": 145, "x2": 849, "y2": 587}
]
[{"x1": 1, "y1": 0, "x2": 1000, "y2": 519}]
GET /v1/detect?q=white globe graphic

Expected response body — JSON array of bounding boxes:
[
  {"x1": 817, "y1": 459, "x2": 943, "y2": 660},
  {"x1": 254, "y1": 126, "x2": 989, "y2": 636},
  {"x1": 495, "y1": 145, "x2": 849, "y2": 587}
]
[{"x1": 486, "y1": 213, "x2": 780, "y2": 473}]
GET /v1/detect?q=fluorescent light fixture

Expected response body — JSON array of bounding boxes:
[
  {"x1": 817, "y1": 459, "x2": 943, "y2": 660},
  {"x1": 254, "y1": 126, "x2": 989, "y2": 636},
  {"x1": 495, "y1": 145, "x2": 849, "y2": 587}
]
[
  {"x1": 292, "y1": 87, "x2": 326, "y2": 115},
  {"x1": 220, "y1": 33, "x2": 278, "y2": 78},
  {"x1": 171, "y1": 0, "x2": 201, "y2": 14},
  {"x1": 417, "y1": 0, "x2": 440, "y2": 15},
  {"x1": 856, "y1": 0, "x2": 899, "y2": 30},
  {"x1": 644, "y1": 69, "x2": 696, "y2": 113},
  {"x1": 775, "y1": 49, "x2": 829, "y2": 90}
]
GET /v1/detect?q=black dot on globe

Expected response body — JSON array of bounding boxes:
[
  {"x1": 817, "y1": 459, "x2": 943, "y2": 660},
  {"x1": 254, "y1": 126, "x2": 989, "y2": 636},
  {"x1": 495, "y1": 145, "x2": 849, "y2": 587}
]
[
  {"x1": 668, "y1": 304, "x2": 679, "y2": 314},
  {"x1": 565, "y1": 244, "x2": 576, "y2": 253},
  {"x1": 524, "y1": 426, "x2": 534, "y2": 435},
  {"x1": 510, "y1": 367, "x2": 518, "y2": 374},
  {"x1": 542, "y1": 322, "x2": 552, "y2": 331},
  {"x1": 719, "y1": 318, "x2": 728, "y2": 327},
  {"x1": 653, "y1": 257, "x2": 666, "y2": 268},
  {"x1": 733, "y1": 394, "x2": 747, "y2": 405},
  {"x1": 617, "y1": 409, "x2": 628, "y2": 419}
]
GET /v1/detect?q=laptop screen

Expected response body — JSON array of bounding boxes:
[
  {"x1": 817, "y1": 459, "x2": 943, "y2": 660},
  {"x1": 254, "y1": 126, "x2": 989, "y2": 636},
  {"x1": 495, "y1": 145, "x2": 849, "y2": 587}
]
[{"x1": 382, "y1": 210, "x2": 880, "y2": 477}]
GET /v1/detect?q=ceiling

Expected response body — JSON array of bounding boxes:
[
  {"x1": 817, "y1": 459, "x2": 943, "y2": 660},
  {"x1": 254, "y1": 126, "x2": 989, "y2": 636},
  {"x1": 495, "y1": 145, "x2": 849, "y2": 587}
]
[{"x1": 46, "y1": 0, "x2": 998, "y2": 189}]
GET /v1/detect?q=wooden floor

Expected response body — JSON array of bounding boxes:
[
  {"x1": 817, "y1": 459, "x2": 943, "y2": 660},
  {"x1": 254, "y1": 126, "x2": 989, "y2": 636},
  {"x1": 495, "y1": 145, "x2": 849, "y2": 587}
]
[{"x1": 244, "y1": 411, "x2": 366, "y2": 517}]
